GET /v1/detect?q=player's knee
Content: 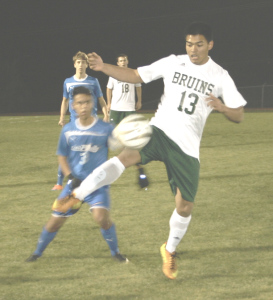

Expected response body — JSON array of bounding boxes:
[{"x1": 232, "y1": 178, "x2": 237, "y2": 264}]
[
  {"x1": 175, "y1": 188, "x2": 194, "y2": 217},
  {"x1": 175, "y1": 199, "x2": 194, "y2": 217},
  {"x1": 118, "y1": 148, "x2": 141, "y2": 168},
  {"x1": 176, "y1": 205, "x2": 192, "y2": 217},
  {"x1": 92, "y1": 208, "x2": 112, "y2": 229},
  {"x1": 96, "y1": 217, "x2": 112, "y2": 230},
  {"x1": 45, "y1": 217, "x2": 66, "y2": 232}
]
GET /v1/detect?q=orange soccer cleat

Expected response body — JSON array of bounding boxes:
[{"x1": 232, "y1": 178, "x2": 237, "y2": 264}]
[
  {"x1": 51, "y1": 184, "x2": 63, "y2": 191},
  {"x1": 52, "y1": 194, "x2": 81, "y2": 213},
  {"x1": 160, "y1": 242, "x2": 178, "y2": 280}
]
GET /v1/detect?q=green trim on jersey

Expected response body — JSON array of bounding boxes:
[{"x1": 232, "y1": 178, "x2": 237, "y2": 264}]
[
  {"x1": 140, "y1": 126, "x2": 200, "y2": 202},
  {"x1": 110, "y1": 110, "x2": 136, "y2": 125}
]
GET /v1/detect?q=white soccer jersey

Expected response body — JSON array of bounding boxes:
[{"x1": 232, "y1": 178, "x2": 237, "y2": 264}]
[
  {"x1": 107, "y1": 77, "x2": 141, "y2": 111},
  {"x1": 137, "y1": 54, "x2": 247, "y2": 159}
]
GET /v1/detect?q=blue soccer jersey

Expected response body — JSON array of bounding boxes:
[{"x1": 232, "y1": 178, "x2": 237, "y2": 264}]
[
  {"x1": 57, "y1": 117, "x2": 114, "y2": 181},
  {"x1": 63, "y1": 75, "x2": 103, "y2": 121}
]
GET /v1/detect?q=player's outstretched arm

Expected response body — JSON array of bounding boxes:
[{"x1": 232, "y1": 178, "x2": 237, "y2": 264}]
[
  {"x1": 88, "y1": 52, "x2": 143, "y2": 84},
  {"x1": 206, "y1": 94, "x2": 244, "y2": 123}
]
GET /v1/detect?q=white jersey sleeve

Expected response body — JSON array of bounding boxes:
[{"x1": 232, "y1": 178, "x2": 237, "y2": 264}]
[
  {"x1": 138, "y1": 56, "x2": 172, "y2": 83},
  {"x1": 107, "y1": 77, "x2": 114, "y2": 89},
  {"x1": 219, "y1": 71, "x2": 247, "y2": 108}
]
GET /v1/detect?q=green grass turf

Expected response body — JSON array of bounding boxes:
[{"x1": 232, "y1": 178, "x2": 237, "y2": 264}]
[{"x1": 0, "y1": 112, "x2": 272, "y2": 300}]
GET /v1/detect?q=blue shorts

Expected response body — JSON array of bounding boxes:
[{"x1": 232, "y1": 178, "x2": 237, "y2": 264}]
[{"x1": 52, "y1": 180, "x2": 111, "y2": 217}]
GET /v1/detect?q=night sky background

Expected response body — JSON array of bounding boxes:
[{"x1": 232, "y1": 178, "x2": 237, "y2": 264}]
[{"x1": 1, "y1": 0, "x2": 273, "y2": 113}]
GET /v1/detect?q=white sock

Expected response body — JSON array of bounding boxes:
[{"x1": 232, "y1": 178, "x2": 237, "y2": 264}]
[
  {"x1": 73, "y1": 157, "x2": 125, "y2": 200},
  {"x1": 166, "y1": 209, "x2": 192, "y2": 253}
]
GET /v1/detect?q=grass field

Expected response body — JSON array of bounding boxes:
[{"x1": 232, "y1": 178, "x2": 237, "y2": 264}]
[{"x1": 1, "y1": 112, "x2": 272, "y2": 300}]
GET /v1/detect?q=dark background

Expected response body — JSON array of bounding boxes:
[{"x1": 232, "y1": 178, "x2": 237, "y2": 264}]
[{"x1": 1, "y1": 0, "x2": 273, "y2": 113}]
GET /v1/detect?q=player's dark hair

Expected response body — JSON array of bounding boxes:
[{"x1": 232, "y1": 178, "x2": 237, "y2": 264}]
[
  {"x1": 184, "y1": 22, "x2": 213, "y2": 42},
  {"x1": 116, "y1": 53, "x2": 128, "y2": 62},
  {"x1": 73, "y1": 86, "x2": 93, "y2": 100}
]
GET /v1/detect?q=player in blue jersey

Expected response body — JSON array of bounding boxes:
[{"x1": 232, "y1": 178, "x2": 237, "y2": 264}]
[
  {"x1": 26, "y1": 86, "x2": 128, "y2": 263},
  {"x1": 52, "y1": 51, "x2": 109, "y2": 191}
]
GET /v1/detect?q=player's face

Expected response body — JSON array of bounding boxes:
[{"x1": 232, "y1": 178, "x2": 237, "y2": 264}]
[
  {"x1": 74, "y1": 59, "x2": 88, "y2": 74},
  {"x1": 185, "y1": 34, "x2": 213, "y2": 65},
  {"x1": 73, "y1": 94, "x2": 93, "y2": 119},
  {"x1": 117, "y1": 57, "x2": 128, "y2": 68}
]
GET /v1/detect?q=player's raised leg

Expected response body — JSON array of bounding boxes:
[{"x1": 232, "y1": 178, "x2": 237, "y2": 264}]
[
  {"x1": 74, "y1": 156, "x2": 126, "y2": 200},
  {"x1": 55, "y1": 149, "x2": 142, "y2": 213},
  {"x1": 77, "y1": 149, "x2": 141, "y2": 200}
]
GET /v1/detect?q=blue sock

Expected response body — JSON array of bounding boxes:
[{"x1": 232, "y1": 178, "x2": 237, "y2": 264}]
[
  {"x1": 57, "y1": 166, "x2": 64, "y2": 185},
  {"x1": 33, "y1": 227, "x2": 58, "y2": 256},
  {"x1": 100, "y1": 224, "x2": 119, "y2": 256}
]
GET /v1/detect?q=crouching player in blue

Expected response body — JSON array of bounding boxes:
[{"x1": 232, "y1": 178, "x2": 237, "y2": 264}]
[{"x1": 26, "y1": 86, "x2": 128, "y2": 263}]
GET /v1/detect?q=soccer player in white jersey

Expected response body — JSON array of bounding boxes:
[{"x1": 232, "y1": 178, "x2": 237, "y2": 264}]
[
  {"x1": 107, "y1": 54, "x2": 149, "y2": 189},
  {"x1": 107, "y1": 54, "x2": 142, "y2": 124},
  {"x1": 56, "y1": 22, "x2": 247, "y2": 279},
  {"x1": 26, "y1": 86, "x2": 128, "y2": 263},
  {"x1": 51, "y1": 51, "x2": 109, "y2": 191}
]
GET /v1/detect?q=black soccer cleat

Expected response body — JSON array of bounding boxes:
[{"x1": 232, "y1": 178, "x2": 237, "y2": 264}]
[
  {"x1": 138, "y1": 167, "x2": 149, "y2": 189},
  {"x1": 25, "y1": 254, "x2": 40, "y2": 262},
  {"x1": 113, "y1": 253, "x2": 129, "y2": 263}
]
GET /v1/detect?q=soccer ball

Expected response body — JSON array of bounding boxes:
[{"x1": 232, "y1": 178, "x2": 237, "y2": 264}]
[{"x1": 112, "y1": 114, "x2": 152, "y2": 150}]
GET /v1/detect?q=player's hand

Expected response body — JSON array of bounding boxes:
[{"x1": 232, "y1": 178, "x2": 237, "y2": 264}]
[
  {"x1": 205, "y1": 94, "x2": 226, "y2": 113},
  {"x1": 135, "y1": 101, "x2": 142, "y2": 110},
  {"x1": 67, "y1": 174, "x2": 82, "y2": 189},
  {"x1": 88, "y1": 52, "x2": 104, "y2": 71},
  {"x1": 58, "y1": 119, "x2": 65, "y2": 127},
  {"x1": 103, "y1": 114, "x2": 109, "y2": 122}
]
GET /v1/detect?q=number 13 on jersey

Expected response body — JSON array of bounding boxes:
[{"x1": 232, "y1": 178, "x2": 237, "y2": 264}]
[{"x1": 177, "y1": 91, "x2": 199, "y2": 115}]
